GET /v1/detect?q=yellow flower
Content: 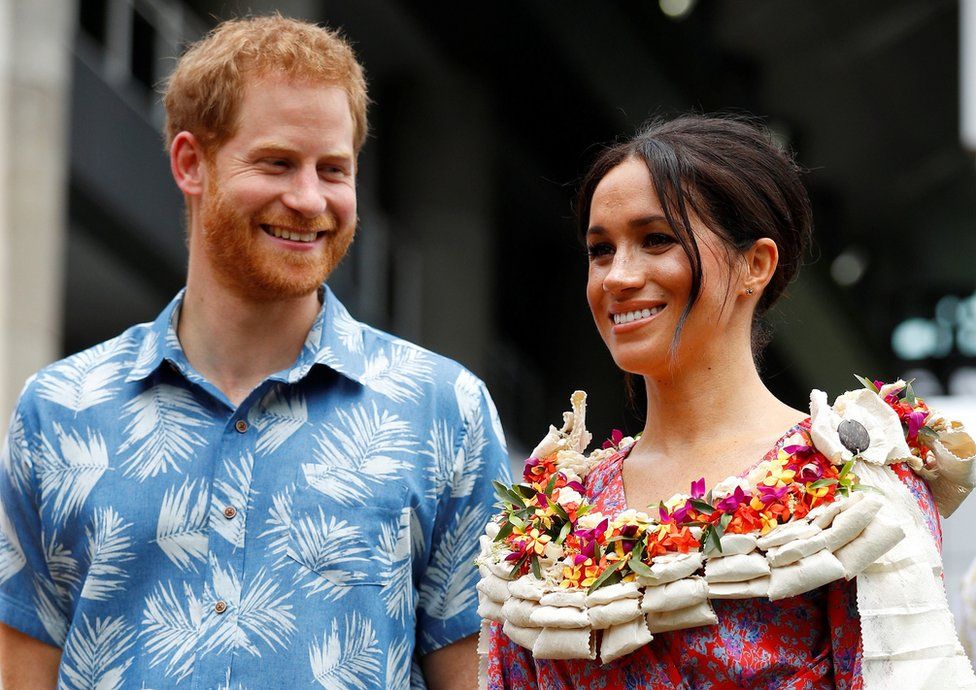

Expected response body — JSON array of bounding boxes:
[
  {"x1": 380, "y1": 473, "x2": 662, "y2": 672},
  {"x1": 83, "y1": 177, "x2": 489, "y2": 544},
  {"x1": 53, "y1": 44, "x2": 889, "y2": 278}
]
[
  {"x1": 762, "y1": 456, "x2": 796, "y2": 487},
  {"x1": 760, "y1": 512, "x2": 778, "y2": 535},
  {"x1": 524, "y1": 528, "x2": 551, "y2": 556},
  {"x1": 560, "y1": 558, "x2": 603, "y2": 588}
]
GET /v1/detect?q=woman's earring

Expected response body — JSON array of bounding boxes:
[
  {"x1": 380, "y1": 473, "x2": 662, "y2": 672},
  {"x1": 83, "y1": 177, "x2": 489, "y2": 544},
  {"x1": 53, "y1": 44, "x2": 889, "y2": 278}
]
[{"x1": 745, "y1": 287, "x2": 755, "y2": 295}]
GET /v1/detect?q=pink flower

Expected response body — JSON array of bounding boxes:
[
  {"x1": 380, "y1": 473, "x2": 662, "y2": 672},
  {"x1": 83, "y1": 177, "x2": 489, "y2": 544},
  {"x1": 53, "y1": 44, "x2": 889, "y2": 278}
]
[
  {"x1": 690, "y1": 478, "x2": 706, "y2": 499},
  {"x1": 602, "y1": 429, "x2": 625, "y2": 450},
  {"x1": 757, "y1": 484, "x2": 790, "y2": 505},
  {"x1": 797, "y1": 461, "x2": 824, "y2": 483},
  {"x1": 906, "y1": 409, "x2": 927, "y2": 442},
  {"x1": 716, "y1": 486, "x2": 748, "y2": 512},
  {"x1": 783, "y1": 443, "x2": 816, "y2": 458}
]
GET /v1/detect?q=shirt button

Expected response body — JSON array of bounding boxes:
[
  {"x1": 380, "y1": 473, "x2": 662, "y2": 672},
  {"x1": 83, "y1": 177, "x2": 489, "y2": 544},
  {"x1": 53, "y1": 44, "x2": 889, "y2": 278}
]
[
  {"x1": 214, "y1": 600, "x2": 228, "y2": 614},
  {"x1": 234, "y1": 419, "x2": 248, "y2": 433},
  {"x1": 223, "y1": 506, "x2": 238, "y2": 519}
]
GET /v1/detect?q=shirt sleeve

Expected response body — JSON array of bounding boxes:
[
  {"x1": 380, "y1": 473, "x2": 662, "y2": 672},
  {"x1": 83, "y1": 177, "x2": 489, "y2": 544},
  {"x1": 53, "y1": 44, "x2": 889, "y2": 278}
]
[
  {"x1": 0, "y1": 397, "x2": 67, "y2": 647},
  {"x1": 416, "y1": 375, "x2": 512, "y2": 655}
]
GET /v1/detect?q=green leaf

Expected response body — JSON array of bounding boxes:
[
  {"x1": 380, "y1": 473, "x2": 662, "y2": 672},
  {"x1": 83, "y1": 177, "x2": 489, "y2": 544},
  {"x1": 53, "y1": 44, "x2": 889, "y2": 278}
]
[
  {"x1": 508, "y1": 514, "x2": 526, "y2": 530},
  {"x1": 593, "y1": 541, "x2": 602, "y2": 561},
  {"x1": 508, "y1": 554, "x2": 526, "y2": 579},
  {"x1": 491, "y1": 481, "x2": 527, "y2": 508},
  {"x1": 902, "y1": 380, "x2": 917, "y2": 406},
  {"x1": 544, "y1": 473, "x2": 560, "y2": 495},
  {"x1": 586, "y1": 559, "x2": 627, "y2": 594},
  {"x1": 505, "y1": 488, "x2": 527, "y2": 508},
  {"x1": 492, "y1": 480, "x2": 513, "y2": 504},
  {"x1": 556, "y1": 521, "x2": 572, "y2": 545},
  {"x1": 703, "y1": 522, "x2": 724, "y2": 555},
  {"x1": 531, "y1": 555, "x2": 542, "y2": 579},
  {"x1": 516, "y1": 484, "x2": 538, "y2": 499},
  {"x1": 689, "y1": 499, "x2": 715, "y2": 514},
  {"x1": 852, "y1": 483, "x2": 883, "y2": 495},
  {"x1": 720, "y1": 513, "x2": 732, "y2": 529},
  {"x1": 808, "y1": 478, "x2": 839, "y2": 489},
  {"x1": 838, "y1": 460, "x2": 855, "y2": 480},
  {"x1": 918, "y1": 426, "x2": 939, "y2": 447},
  {"x1": 494, "y1": 520, "x2": 515, "y2": 542},
  {"x1": 630, "y1": 540, "x2": 645, "y2": 563},
  {"x1": 628, "y1": 557, "x2": 654, "y2": 579},
  {"x1": 854, "y1": 374, "x2": 879, "y2": 393},
  {"x1": 550, "y1": 502, "x2": 569, "y2": 523}
]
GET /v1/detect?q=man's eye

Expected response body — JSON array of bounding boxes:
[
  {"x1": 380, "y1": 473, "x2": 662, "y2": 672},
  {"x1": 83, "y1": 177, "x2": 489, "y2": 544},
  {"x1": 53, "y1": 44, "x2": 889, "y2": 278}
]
[{"x1": 320, "y1": 165, "x2": 349, "y2": 178}]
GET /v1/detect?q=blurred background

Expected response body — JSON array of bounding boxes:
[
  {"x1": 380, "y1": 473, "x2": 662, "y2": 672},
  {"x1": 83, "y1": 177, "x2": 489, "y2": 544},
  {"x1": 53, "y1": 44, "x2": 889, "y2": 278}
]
[{"x1": 1, "y1": 0, "x2": 976, "y2": 643}]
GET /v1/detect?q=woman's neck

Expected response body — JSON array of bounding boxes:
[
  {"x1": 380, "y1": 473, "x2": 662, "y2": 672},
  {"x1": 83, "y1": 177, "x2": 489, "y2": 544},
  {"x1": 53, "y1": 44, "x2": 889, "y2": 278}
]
[{"x1": 638, "y1": 343, "x2": 804, "y2": 457}]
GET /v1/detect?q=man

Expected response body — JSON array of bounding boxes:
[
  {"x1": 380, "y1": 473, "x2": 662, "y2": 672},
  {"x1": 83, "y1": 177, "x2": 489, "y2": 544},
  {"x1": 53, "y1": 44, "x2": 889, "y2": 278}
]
[{"x1": 0, "y1": 15, "x2": 509, "y2": 689}]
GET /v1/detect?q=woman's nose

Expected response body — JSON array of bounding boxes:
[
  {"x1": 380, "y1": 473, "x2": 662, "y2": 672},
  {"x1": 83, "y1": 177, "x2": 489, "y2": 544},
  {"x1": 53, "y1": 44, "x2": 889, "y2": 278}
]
[{"x1": 602, "y1": 252, "x2": 646, "y2": 293}]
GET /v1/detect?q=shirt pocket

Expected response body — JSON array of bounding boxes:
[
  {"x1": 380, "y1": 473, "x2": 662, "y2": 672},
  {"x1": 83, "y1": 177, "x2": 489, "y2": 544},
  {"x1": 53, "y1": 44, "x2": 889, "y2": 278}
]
[{"x1": 285, "y1": 487, "x2": 407, "y2": 588}]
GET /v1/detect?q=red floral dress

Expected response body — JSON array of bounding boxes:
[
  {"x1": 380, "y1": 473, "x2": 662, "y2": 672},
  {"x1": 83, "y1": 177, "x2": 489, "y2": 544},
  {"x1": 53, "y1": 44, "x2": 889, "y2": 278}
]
[{"x1": 486, "y1": 420, "x2": 942, "y2": 690}]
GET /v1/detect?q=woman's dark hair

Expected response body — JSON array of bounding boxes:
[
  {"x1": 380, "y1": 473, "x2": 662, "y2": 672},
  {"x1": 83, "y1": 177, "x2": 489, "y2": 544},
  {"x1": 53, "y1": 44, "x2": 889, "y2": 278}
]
[{"x1": 577, "y1": 114, "x2": 813, "y2": 353}]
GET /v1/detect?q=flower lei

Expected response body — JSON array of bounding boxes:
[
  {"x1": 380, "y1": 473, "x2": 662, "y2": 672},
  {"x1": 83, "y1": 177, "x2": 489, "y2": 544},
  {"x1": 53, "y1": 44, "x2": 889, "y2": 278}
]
[{"x1": 488, "y1": 375, "x2": 940, "y2": 594}]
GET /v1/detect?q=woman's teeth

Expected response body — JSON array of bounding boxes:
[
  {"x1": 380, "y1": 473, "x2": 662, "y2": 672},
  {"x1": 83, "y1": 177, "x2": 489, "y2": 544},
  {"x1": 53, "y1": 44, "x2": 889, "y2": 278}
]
[
  {"x1": 265, "y1": 226, "x2": 318, "y2": 242},
  {"x1": 612, "y1": 306, "x2": 663, "y2": 325}
]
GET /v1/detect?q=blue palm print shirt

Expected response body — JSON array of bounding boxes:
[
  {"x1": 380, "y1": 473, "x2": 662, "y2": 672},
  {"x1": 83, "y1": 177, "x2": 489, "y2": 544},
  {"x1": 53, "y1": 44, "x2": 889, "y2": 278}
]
[{"x1": 0, "y1": 286, "x2": 510, "y2": 690}]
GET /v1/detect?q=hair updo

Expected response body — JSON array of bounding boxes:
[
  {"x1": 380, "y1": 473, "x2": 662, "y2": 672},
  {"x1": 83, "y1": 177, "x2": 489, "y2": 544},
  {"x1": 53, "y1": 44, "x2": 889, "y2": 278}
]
[{"x1": 576, "y1": 114, "x2": 813, "y2": 352}]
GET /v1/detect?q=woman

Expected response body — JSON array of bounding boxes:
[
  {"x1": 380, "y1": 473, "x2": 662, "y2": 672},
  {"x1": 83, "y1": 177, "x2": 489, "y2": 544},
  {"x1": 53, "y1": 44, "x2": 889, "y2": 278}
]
[{"x1": 481, "y1": 116, "x2": 976, "y2": 688}]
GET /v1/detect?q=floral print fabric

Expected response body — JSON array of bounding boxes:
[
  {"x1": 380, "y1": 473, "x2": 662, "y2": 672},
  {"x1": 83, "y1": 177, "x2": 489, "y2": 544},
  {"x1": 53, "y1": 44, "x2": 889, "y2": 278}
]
[
  {"x1": 0, "y1": 286, "x2": 510, "y2": 690},
  {"x1": 487, "y1": 420, "x2": 940, "y2": 689}
]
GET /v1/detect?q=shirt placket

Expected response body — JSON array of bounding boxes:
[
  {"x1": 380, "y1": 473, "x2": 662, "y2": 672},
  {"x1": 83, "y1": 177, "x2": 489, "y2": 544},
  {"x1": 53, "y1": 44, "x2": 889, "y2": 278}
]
[{"x1": 191, "y1": 403, "x2": 257, "y2": 690}]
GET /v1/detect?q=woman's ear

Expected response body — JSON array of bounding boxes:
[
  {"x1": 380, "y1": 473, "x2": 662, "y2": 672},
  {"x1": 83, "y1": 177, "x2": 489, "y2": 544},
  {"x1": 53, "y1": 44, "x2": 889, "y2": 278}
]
[
  {"x1": 742, "y1": 238, "x2": 779, "y2": 295},
  {"x1": 170, "y1": 131, "x2": 206, "y2": 197}
]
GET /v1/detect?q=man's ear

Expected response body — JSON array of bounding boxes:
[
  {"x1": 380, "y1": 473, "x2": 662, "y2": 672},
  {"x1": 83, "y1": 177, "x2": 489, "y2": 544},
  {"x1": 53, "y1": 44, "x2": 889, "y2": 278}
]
[
  {"x1": 742, "y1": 237, "x2": 779, "y2": 294},
  {"x1": 170, "y1": 131, "x2": 207, "y2": 196}
]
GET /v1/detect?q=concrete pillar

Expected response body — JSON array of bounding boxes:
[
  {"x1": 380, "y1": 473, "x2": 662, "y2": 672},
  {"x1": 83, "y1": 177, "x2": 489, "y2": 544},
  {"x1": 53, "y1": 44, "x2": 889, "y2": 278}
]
[
  {"x1": 0, "y1": 0, "x2": 74, "y2": 422},
  {"x1": 0, "y1": 0, "x2": 10, "y2": 426},
  {"x1": 391, "y1": 74, "x2": 495, "y2": 375}
]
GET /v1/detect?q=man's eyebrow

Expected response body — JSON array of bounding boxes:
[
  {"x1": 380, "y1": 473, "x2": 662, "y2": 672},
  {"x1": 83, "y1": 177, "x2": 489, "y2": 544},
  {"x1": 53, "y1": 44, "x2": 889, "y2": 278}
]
[{"x1": 248, "y1": 142, "x2": 354, "y2": 159}]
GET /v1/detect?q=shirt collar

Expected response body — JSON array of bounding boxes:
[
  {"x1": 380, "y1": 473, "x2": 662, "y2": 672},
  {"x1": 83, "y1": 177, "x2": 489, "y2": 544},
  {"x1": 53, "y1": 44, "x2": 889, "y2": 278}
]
[{"x1": 125, "y1": 285, "x2": 369, "y2": 386}]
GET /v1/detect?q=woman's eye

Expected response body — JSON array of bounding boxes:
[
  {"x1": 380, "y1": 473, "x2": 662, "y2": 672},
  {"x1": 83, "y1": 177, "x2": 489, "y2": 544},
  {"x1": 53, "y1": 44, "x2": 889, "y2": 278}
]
[
  {"x1": 644, "y1": 232, "x2": 675, "y2": 249},
  {"x1": 587, "y1": 243, "x2": 613, "y2": 260}
]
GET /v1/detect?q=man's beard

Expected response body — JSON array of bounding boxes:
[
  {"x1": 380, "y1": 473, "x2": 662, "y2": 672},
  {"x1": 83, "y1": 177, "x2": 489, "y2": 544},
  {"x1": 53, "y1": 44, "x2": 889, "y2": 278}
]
[{"x1": 198, "y1": 182, "x2": 354, "y2": 302}]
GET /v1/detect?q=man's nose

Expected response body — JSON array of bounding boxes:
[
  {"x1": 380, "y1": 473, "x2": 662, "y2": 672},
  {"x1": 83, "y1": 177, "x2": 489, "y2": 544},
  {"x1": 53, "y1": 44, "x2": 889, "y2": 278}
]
[{"x1": 281, "y1": 167, "x2": 327, "y2": 218}]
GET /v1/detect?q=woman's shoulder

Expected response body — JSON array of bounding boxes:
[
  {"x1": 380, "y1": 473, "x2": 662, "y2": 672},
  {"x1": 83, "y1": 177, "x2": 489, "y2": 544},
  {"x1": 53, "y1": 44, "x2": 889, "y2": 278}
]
[{"x1": 807, "y1": 376, "x2": 976, "y2": 519}]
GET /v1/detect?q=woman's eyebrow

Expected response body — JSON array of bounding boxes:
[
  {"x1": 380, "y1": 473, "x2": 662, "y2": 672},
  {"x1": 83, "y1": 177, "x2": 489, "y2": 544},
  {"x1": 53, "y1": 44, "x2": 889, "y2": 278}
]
[{"x1": 629, "y1": 214, "x2": 668, "y2": 228}]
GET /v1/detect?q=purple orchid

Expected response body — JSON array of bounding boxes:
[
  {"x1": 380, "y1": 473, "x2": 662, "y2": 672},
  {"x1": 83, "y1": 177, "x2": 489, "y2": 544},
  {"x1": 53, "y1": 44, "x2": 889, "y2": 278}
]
[
  {"x1": 602, "y1": 429, "x2": 625, "y2": 450},
  {"x1": 670, "y1": 500, "x2": 694, "y2": 524},
  {"x1": 906, "y1": 409, "x2": 927, "y2": 441},
  {"x1": 783, "y1": 443, "x2": 815, "y2": 459},
  {"x1": 796, "y1": 461, "x2": 825, "y2": 483},
  {"x1": 690, "y1": 477, "x2": 706, "y2": 499},
  {"x1": 716, "y1": 486, "x2": 748, "y2": 512},
  {"x1": 522, "y1": 457, "x2": 543, "y2": 481},
  {"x1": 757, "y1": 483, "x2": 790, "y2": 505}
]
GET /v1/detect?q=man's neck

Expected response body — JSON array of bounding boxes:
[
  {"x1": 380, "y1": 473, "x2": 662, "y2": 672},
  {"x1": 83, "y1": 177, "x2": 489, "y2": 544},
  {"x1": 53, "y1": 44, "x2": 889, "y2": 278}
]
[{"x1": 177, "y1": 281, "x2": 322, "y2": 407}]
